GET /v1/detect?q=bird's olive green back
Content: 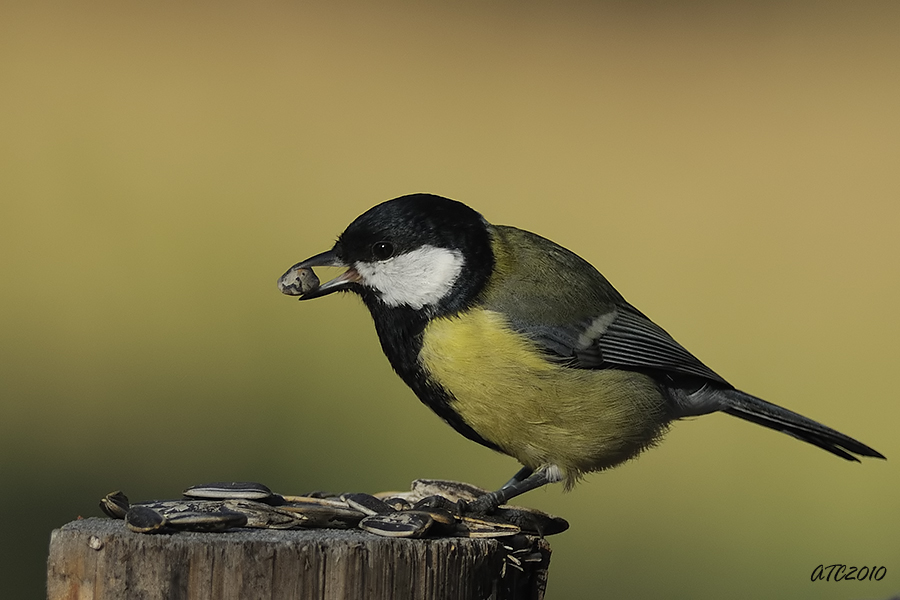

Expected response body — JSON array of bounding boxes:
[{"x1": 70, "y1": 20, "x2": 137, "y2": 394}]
[{"x1": 480, "y1": 225, "x2": 624, "y2": 328}]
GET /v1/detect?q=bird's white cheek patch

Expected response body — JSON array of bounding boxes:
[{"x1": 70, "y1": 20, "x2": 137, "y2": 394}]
[{"x1": 355, "y1": 246, "x2": 464, "y2": 309}]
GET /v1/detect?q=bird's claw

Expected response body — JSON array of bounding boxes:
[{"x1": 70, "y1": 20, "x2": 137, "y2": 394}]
[{"x1": 458, "y1": 492, "x2": 503, "y2": 515}]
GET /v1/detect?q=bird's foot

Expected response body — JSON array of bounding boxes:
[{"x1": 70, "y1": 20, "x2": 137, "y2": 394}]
[{"x1": 458, "y1": 490, "x2": 504, "y2": 515}]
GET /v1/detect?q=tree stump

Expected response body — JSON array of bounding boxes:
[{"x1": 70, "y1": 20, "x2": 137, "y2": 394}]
[{"x1": 47, "y1": 518, "x2": 552, "y2": 600}]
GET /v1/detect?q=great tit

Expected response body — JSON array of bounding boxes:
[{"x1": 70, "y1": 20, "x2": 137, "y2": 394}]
[{"x1": 279, "y1": 193, "x2": 884, "y2": 509}]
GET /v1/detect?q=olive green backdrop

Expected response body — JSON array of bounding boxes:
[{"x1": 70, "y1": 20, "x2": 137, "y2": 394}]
[{"x1": 1, "y1": 2, "x2": 898, "y2": 598}]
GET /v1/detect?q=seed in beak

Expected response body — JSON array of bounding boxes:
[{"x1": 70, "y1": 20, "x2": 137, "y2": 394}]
[{"x1": 278, "y1": 266, "x2": 321, "y2": 296}]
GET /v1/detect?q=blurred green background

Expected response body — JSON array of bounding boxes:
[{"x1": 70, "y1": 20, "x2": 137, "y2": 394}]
[{"x1": 2, "y1": 1, "x2": 898, "y2": 598}]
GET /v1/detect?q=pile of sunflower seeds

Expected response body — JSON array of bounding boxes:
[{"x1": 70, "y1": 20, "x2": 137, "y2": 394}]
[{"x1": 100, "y1": 479, "x2": 568, "y2": 539}]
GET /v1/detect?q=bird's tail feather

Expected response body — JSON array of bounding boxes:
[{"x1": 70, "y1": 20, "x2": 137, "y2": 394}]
[{"x1": 720, "y1": 389, "x2": 884, "y2": 462}]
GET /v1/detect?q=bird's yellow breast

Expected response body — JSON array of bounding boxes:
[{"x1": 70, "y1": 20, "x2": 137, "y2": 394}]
[{"x1": 419, "y1": 308, "x2": 671, "y2": 481}]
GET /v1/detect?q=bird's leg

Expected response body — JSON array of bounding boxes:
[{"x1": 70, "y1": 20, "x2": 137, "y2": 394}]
[
  {"x1": 465, "y1": 465, "x2": 561, "y2": 514},
  {"x1": 502, "y1": 466, "x2": 534, "y2": 488}
]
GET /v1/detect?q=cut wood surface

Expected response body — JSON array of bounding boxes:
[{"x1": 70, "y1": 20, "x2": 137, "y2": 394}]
[{"x1": 47, "y1": 518, "x2": 552, "y2": 600}]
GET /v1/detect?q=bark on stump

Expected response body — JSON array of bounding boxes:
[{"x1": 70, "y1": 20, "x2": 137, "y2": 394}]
[{"x1": 47, "y1": 518, "x2": 552, "y2": 600}]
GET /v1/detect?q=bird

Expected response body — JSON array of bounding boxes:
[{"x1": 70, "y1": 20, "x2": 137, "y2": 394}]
[{"x1": 278, "y1": 193, "x2": 884, "y2": 510}]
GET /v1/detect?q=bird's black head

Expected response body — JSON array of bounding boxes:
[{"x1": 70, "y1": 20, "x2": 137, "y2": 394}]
[{"x1": 282, "y1": 194, "x2": 494, "y2": 317}]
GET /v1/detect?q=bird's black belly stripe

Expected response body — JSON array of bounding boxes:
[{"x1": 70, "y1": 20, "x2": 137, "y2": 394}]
[{"x1": 364, "y1": 297, "x2": 501, "y2": 452}]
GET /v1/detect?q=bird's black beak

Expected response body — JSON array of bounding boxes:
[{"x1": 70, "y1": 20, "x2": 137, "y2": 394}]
[{"x1": 278, "y1": 249, "x2": 361, "y2": 300}]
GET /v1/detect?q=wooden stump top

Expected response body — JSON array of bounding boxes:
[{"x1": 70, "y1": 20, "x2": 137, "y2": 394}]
[{"x1": 48, "y1": 517, "x2": 552, "y2": 600}]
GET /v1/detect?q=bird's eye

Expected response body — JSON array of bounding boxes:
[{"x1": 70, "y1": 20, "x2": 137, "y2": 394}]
[{"x1": 371, "y1": 241, "x2": 394, "y2": 261}]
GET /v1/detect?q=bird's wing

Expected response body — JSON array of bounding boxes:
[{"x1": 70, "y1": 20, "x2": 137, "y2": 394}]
[
  {"x1": 483, "y1": 225, "x2": 728, "y2": 385},
  {"x1": 520, "y1": 304, "x2": 729, "y2": 385}
]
